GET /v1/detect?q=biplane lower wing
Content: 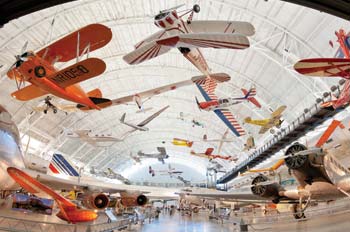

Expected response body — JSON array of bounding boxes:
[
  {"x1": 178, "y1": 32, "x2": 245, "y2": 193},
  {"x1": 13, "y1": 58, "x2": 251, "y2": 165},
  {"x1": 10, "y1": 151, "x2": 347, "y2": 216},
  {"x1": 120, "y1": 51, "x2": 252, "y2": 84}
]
[
  {"x1": 271, "y1": 105, "x2": 287, "y2": 118},
  {"x1": 196, "y1": 84, "x2": 245, "y2": 137},
  {"x1": 188, "y1": 21, "x2": 255, "y2": 36},
  {"x1": 294, "y1": 58, "x2": 350, "y2": 78},
  {"x1": 123, "y1": 40, "x2": 171, "y2": 65},
  {"x1": 11, "y1": 84, "x2": 48, "y2": 101},
  {"x1": 157, "y1": 33, "x2": 250, "y2": 49},
  {"x1": 48, "y1": 58, "x2": 106, "y2": 88},
  {"x1": 37, "y1": 24, "x2": 112, "y2": 64}
]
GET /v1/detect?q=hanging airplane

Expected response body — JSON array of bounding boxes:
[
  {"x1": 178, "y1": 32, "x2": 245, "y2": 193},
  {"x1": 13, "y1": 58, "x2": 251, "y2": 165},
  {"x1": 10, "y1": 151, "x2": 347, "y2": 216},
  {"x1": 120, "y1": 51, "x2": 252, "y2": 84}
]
[
  {"x1": 196, "y1": 86, "x2": 261, "y2": 111},
  {"x1": 109, "y1": 75, "x2": 207, "y2": 112},
  {"x1": 148, "y1": 164, "x2": 183, "y2": 177},
  {"x1": 202, "y1": 129, "x2": 232, "y2": 154},
  {"x1": 65, "y1": 129, "x2": 122, "y2": 146},
  {"x1": 90, "y1": 167, "x2": 131, "y2": 185},
  {"x1": 243, "y1": 136, "x2": 256, "y2": 151},
  {"x1": 32, "y1": 96, "x2": 77, "y2": 114},
  {"x1": 137, "y1": 147, "x2": 169, "y2": 164},
  {"x1": 120, "y1": 105, "x2": 169, "y2": 132},
  {"x1": 7, "y1": 24, "x2": 113, "y2": 110},
  {"x1": 123, "y1": 4, "x2": 254, "y2": 136},
  {"x1": 294, "y1": 29, "x2": 350, "y2": 110},
  {"x1": 190, "y1": 148, "x2": 238, "y2": 162},
  {"x1": 172, "y1": 138, "x2": 194, "y2": 147},
  {"x1": 0, "y1": 105, "x2": 179, "y2": 223},
  {"x1": 244, "y1": 105, "x2": 287, "y2": 134},
  {"x1": 186, "y1": 119, "x2": 347, "y2": 219}
]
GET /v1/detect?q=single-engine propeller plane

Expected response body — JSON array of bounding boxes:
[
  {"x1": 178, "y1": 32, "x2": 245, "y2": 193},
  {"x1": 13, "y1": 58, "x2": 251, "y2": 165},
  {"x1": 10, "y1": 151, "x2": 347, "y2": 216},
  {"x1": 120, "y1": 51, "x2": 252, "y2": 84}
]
[
  {"x1": 123, "y1": 4, "x2": 254, "y2": 136},
  {"x1": 190, "y1": 148, "x2": 237, "y2": 162},
  {"x1": 137, "y1": 147, "x2": 169, "y2": 164},
  {"x1": 148, "y1": 164, "x2": 183, "y2": 177},
  {"x1": 294, "y1": 29, "x2": 350, "y2": 110},
  {"x1": 244, "y1": 105, "x2": 287, "y2": 134},
  {"x1": 7, "y1": 24, "x2": 113, "y2": 110}
]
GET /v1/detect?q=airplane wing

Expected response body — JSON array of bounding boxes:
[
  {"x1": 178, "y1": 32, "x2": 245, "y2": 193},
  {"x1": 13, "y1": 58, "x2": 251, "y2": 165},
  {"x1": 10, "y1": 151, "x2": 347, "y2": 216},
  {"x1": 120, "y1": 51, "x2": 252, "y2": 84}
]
[
  {"x1": 218, "y1": 129, "x2": 229, "y2": 153},
  {"x1": 37, "y1": 24, "x2": 112, "y2": 63},
  {"x1": 294, "y1": 58, "x2": 350, "y2": 78},
  {"x1": 259, "y1": 125, "x2": 271, "y2": 134},
  {"x1": 134, "y1": 30, "x2": 167, "y2": 49},
  {"x1": 123, "y1": 40, "x2": 171, "y2": 65},
  {"x1": 157, "y1": 33, "x2": 250, "y2": 50},
  {"x1": 137, "y1": 105, "x2": 169, "y2": 127},
  {"x1": 11, "y1": 84, "x2": 48, "y2": 101},
  {"x1": 271, "y1": 105, "x2": 287, "y2": 118},
  {"x1": 47, "y1": 58, "x2": 106, "y2": 88},
  {"x1": 196, "y1": 84, "x2": 245, "y2": 137},
  {"x1": 110, "y1": 76, "x2": 206, "y2": 106},
  {"x1": 188, "y1": 21, "x2": 255, "y2": 36}
]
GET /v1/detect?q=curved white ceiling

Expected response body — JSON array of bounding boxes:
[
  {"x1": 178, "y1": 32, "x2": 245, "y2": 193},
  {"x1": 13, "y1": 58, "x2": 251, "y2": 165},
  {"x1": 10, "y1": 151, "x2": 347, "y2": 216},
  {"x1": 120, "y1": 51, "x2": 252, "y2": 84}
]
[{"x1": 0, "y1": 0, "x2": 348, "y2": 182}]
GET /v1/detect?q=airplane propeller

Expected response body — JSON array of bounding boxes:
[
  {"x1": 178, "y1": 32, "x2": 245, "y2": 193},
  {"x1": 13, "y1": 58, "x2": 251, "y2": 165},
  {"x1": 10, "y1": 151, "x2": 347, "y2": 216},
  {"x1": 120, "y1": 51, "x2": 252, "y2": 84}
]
[{"x1": 8, "y1": 41, "x2": 29, "y2": 72}]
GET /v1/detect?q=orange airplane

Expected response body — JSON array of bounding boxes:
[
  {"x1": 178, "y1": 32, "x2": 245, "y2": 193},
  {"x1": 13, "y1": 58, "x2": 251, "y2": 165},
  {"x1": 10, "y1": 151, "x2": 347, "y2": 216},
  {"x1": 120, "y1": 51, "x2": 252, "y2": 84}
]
[
  {"x1": 190, "y1": 148, "x2": 237, "y2": 161},
  {"x1": 7, "y1": 167, "x2": 98, "y2": 223},
  {"x1": 7, "y1": 24, "x2": 112, "y2": 110}
]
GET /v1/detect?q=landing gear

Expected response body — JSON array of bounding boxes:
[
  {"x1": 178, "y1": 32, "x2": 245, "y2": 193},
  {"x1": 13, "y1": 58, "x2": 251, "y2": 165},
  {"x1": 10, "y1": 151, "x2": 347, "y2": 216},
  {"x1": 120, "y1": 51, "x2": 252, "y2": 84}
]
[
  {"x1": 270, "y1": 128, "x2": 275, "y2": 134},
  {"x1": 43, "y1": 96, "x2": 58, "y2": 114},
  {"x1": 292, "y1": 204, "x2": 305, "y2": 219}
]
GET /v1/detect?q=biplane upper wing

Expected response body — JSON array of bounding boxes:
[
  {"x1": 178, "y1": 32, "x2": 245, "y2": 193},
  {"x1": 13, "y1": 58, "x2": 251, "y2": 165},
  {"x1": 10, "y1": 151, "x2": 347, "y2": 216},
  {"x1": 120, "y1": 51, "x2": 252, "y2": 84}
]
[
  {"x1": 47, "y1": 58, "x2": 106, "y2": 88},
  {"x1": 271, "y1": 105, "x2": 287, "y2": 118},
  {"x1": 37, "y1": 24, "x2": 112, "y2": 63},
  {"x1": 11, "y1": 84, "x2": 48, "y2": 101},
  {"x1": 188, "y1": 21, "x2": 255, "y2": 36},
  {"x1": 110, "y1": 75, "x2": 206, "y2": 106},
  {"x1": 157, "y1": 33, "x2": 250, "y2": 49},
  {"x1": 196, "y1": 84, "x2": 245, "y2": 137},
  {"x1": 294, "y1": 58, "x2": 350, "y2": 78}
]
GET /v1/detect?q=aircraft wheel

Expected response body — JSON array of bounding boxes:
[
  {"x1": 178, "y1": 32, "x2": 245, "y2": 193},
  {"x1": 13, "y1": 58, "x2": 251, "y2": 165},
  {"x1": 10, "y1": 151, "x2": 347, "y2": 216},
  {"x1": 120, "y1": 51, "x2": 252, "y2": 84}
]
[
  {"x1": 43, "y1": 110, "x2": 47, "y2": 114},
  {"x1": 53, "y1": 109, "x2": 58, "y2": 114},
  {"x1": 270, "y1": 129, "x2": 275, "y2": 134},
  {"x1": 293, "y1": 204, "x2": 305, "y2": 219},
  {"x1": 34, "y1": 66, "x2": 46, "y2": 77}
]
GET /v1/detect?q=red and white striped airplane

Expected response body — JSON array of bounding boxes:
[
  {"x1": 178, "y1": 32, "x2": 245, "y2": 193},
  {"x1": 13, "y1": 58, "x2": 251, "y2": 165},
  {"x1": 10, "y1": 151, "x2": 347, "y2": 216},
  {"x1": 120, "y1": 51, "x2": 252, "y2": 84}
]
[
  {"x1": 123, "y1": 4, "x2": 255, "y2": 136},
  {"x1": 294, "y1": 29, "x2": 350, "y2": 109}
]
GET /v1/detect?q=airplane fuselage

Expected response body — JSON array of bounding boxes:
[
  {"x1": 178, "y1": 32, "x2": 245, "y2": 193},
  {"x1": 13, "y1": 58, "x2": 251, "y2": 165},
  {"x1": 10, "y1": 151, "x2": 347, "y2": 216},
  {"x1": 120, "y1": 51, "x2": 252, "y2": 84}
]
[
  {"x1": 199, "y1": 98, "x2": 245, "y2": 111},
  {"x1": 154, "y1": 11, "x2": 211, "y2": 77},
  {"x1": 0, "y1": 106, "x2": 25, "y2": 190},
  {"x1": 11, "y1": 54, "x2": 98, "y2": 109}
]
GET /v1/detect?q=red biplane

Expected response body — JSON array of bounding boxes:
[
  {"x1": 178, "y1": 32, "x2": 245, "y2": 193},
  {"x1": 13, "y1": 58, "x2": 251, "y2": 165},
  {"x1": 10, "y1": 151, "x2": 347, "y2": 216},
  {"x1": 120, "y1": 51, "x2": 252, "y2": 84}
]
[{"x1": 294, "y1": 29, "x2": 350, "y2": 109}]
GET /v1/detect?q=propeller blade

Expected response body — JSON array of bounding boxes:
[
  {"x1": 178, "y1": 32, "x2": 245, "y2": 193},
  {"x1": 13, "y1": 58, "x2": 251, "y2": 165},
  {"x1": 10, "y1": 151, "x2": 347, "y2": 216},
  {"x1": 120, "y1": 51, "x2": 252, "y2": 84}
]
[{"x1": 21, "y1": 41, "x2": 28, "y2": 55}]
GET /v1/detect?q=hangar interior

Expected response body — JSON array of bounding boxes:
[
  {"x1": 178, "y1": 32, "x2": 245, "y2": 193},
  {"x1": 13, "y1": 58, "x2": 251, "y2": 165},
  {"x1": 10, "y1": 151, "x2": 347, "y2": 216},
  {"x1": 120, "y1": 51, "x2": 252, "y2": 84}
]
[{"x1": 0, "y1": 0, "x2": 349, "y2": 231}]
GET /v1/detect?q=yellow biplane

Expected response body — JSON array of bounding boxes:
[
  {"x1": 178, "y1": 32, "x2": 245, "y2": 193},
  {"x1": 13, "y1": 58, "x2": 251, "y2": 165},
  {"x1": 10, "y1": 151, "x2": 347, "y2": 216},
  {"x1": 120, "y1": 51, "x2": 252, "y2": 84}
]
[{"x1": 244, "y1": 105, "x2": 287, "y2": 134}]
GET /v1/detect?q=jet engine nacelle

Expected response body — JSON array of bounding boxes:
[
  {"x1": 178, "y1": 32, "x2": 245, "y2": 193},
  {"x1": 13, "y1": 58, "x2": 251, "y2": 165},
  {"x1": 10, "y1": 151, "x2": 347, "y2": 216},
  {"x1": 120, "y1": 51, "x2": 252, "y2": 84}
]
[
  {"x1": 120, "y1": 192, "x2": 148, "y2": 207},
  {"x1": 81, "y1": 193, "x2": 110, "y2": 210},
  {"x1": 250, "y1": 175, "x2": 281, "y2": 201}
]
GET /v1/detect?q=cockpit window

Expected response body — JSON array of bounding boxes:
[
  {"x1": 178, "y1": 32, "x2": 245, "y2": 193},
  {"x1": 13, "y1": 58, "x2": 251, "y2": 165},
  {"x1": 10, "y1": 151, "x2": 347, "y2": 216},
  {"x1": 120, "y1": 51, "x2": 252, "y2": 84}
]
[{"x1": 155, "y1": 12, "x2": 169, "y2": 20}]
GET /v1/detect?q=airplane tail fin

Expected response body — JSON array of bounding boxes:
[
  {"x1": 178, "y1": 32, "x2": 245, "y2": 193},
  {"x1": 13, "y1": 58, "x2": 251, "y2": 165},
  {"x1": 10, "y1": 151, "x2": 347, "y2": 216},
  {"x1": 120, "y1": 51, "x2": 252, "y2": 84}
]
[
  {"x1": 205, "y1": 148, "x2": 214, "y2": 155},
  {"x1": 120, "y1": 113, "x2": 126, "y2": 123},
  {"x1": 241, "y1": 87, "x2": 261, "y2": 108},
  {"x1": 87, "y1": 88, "x2": 102, "y2": 98},
  {"x1": 49, "y1": 153, "x2": 80, "y2": 177}
]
